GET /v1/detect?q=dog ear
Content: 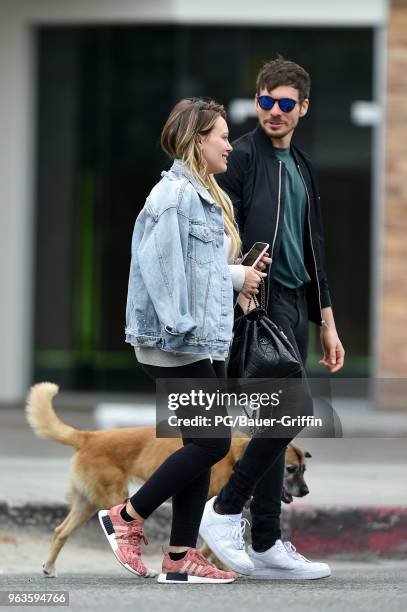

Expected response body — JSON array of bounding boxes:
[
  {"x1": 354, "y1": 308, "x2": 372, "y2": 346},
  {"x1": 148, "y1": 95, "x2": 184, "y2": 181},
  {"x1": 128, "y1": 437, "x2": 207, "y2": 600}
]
[{"x1": 305, "y1": 451, "x2": 312, "y2": 458}]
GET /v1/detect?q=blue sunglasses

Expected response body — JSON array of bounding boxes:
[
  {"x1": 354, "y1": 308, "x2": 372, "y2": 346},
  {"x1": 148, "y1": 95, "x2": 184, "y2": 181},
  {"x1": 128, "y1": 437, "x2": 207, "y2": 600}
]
[{"x1": 257, "y1": 95, "x2": 299, "y2": 113}]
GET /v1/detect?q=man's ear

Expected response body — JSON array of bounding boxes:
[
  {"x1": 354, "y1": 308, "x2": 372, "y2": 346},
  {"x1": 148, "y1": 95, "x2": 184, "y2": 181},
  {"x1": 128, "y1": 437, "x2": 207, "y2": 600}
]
[{"x1": 299, "y1": 98, "x2": 309, "y2": 118}]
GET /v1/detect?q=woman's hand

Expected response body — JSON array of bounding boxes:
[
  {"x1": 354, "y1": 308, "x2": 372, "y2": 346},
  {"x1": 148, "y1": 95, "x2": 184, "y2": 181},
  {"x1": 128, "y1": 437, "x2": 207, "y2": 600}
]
[
  {"x1": 254, "y1": 252, "x2": 272, "y2": 272},
  {"x1": 240, "y1": 266, "x2": 266, "y2": 299}
]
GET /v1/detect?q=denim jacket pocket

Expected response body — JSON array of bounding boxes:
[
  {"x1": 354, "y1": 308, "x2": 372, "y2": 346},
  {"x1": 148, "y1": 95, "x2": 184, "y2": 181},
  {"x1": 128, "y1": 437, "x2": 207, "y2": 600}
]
[{"x1": 187, "y1": 222, "x2": 215, "y2": 264}]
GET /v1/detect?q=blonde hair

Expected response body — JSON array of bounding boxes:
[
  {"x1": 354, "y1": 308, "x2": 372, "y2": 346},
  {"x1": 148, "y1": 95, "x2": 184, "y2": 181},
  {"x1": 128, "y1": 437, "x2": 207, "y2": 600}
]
[{"x1": 161, "y1": 98, "x2": 241, "y2": 260}]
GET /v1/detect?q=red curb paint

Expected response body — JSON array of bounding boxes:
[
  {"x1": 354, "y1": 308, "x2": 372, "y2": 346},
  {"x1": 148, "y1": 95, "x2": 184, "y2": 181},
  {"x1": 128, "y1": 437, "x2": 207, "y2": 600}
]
[{"x1": 283, "y1": 506, "x2": 407, "y2": 556}]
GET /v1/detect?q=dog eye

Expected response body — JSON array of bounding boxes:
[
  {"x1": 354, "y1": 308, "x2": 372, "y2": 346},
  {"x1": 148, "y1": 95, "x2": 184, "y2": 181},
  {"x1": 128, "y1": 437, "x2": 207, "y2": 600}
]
[{"x1": 286, "y1": 466, "x2": 296, "y2": 474}]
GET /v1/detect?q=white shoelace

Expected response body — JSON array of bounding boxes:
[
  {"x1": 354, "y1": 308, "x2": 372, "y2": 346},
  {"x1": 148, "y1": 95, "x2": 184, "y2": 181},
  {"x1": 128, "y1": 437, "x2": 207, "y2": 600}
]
[
  {"x1": 230, "y1": 517, "x2": 250, "y2": 550},
  {"x1": 283, "y1": 541, "x2": 309, "y2": 563}
]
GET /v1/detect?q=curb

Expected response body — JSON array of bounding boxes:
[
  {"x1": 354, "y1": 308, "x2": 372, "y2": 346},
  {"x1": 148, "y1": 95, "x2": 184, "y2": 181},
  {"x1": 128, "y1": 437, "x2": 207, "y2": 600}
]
[
  {"x1": 285, "y1": 505, "x2": 407, "y2": 557},
  {"x1": 1, "y1": 502, "x2": 406, "y2": 558},
  {"x1": 0, "y1": 501, "x2": 174, "y2": 551}
]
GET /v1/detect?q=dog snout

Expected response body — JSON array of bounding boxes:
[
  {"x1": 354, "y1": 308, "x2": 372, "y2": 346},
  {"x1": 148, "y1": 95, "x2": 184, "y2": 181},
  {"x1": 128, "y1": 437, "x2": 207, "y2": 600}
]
[{"x1": 299, "y1": 485, "x2": 309, "y2": 497}]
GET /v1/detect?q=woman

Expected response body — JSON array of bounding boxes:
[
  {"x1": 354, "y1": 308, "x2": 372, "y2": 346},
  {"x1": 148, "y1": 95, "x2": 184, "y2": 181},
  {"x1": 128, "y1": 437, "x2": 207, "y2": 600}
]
[{"x1": 98, "y1": 98, "x2": 264, "y2": 584}]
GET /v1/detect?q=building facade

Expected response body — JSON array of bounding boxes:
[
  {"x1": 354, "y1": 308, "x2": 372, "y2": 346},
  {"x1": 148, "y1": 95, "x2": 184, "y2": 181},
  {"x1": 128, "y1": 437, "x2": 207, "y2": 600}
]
[{"x1": 2, "y1": 0, "x2": 402, "y2": 405}]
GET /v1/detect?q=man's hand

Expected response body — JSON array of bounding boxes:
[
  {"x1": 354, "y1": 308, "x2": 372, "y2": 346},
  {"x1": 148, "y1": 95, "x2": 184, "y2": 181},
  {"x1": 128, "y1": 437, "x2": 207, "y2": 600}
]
[
  {"x1": 319, "y1": 326, "x2": 345, "y2": 373},
  {"x1": 319, "y1": 306, "x2": 345, "y2": 373}
]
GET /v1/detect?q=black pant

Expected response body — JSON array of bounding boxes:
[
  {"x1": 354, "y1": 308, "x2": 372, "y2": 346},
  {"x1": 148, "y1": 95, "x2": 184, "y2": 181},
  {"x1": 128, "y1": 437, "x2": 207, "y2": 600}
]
[
  {"x1": 216, "y1": 281, "x2": 309, "y2": 551},
  {"x1": 129, "y1": 359, "x2": 230, "y2": 548}
]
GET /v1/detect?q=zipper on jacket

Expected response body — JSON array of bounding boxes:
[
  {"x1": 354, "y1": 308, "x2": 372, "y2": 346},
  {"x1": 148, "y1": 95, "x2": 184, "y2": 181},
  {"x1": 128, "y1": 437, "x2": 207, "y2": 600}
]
[
  {"x1": 270, "y1": 161, "x2": 283, "y2": 260},
  {"x1": 296, "y1": 163, "x2": 323, "y2": 323},
  {"x1": 266, "y1": 161, "x2": 283, "y2": 311}
]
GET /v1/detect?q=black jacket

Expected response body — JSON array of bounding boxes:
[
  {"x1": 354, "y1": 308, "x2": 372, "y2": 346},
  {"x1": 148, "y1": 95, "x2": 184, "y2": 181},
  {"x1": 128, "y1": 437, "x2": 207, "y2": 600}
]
[{"x1": 218, "y1": 124, "x2": 331, "y2": 326}]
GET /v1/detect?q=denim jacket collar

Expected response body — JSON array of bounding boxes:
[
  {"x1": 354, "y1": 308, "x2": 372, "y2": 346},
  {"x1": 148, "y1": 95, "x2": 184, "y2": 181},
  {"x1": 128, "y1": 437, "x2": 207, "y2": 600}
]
[{"x1": 166, "y1": 159, "x2": 216, "y2": 205}]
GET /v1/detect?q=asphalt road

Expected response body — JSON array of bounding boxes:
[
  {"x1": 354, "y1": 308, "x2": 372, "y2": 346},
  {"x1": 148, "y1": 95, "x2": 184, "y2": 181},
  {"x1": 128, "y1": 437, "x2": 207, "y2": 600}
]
[
  {"x1": 1, "y1": 515, "x2": 406, "y2": 612},
  {"x1": 1, "y1": 563, "x2": 407, "y2": 612}
]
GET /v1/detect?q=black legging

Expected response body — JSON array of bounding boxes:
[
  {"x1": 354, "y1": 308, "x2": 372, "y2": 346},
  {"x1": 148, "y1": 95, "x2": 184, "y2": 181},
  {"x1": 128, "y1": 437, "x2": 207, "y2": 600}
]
[{"x1": 129, "y1": 359, "x2": 230, "y2": 547}]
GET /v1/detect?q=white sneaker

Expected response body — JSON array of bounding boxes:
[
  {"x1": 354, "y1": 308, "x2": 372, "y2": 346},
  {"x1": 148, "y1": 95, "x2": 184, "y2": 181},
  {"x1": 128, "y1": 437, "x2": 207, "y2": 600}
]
[
  {"x1": 248, "y1": 539, "x2": 331, "y2": 580},
  {"x1": 199, "y1": 497, "x2": 254, "y2": 575},
  {"x1": 282, "y1": 541, "x2": 331, "y2": 578}
]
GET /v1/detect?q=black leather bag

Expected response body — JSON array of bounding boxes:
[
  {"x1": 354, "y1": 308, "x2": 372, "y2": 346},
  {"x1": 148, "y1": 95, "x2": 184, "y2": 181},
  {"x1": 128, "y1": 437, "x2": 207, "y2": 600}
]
[{"x1": 227, "y1": 281, "x2": 303, "y2": 379}]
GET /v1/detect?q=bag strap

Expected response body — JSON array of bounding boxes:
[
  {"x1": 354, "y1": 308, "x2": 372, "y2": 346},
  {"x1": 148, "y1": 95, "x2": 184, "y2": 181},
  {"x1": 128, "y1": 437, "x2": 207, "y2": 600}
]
[
  {"x1": 238, "y1": 259, "x2": 272, "y2": 314},
  {"x1": 247, "y1": 278, "x2": 266, "y2": 313}
]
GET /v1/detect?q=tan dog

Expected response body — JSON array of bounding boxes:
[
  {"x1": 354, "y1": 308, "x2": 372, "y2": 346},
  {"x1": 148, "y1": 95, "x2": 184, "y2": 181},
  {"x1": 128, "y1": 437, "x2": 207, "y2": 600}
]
[{"x1": 26, "y1": 382, "x2": 311, "y2": 577}]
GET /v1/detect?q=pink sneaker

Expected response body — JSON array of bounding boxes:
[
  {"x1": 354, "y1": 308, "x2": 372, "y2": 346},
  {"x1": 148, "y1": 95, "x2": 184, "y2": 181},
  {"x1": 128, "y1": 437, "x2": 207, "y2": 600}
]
[
  {"x1": 157, "y1": 548, "x2": 237, "y2": 584},
  {"x1": 98, "y1": 503, "x2": 151, "y2": 577}
]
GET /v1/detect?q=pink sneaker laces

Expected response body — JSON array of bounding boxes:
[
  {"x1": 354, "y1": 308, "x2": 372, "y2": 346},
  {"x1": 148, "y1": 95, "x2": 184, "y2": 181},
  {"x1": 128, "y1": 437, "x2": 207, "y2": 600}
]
[{"x1": 117, "y1": 521, "x2": 148, "y2": 565}]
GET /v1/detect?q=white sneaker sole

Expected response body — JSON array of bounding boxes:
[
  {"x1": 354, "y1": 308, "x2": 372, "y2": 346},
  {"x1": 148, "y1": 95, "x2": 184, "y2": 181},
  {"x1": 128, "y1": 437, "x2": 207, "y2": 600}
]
[
  {"x1": 248, "y1": 566, "x2": 331, "y2": 580},
  {"x1": 98, "y1": 510, "x2": 156, "y2": 578},
  {"x1": 199, "y1": 522, "x2": 253, "y2": 575},
  {"x1": 157, "y1": 572, "x2": 235, "y2": 584}
]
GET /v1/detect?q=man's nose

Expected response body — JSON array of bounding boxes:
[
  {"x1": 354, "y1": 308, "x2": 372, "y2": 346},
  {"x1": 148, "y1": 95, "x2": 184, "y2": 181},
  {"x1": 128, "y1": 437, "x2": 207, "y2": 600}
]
[{"x1": 269, "y1": 104, "x2": 282, "y2": 117}]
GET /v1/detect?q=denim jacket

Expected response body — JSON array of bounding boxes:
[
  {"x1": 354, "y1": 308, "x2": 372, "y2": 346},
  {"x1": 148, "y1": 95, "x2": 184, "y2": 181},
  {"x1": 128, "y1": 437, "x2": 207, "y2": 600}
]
[{"x1": 125, "y1": 160, "x2": 234, "y2": 359}]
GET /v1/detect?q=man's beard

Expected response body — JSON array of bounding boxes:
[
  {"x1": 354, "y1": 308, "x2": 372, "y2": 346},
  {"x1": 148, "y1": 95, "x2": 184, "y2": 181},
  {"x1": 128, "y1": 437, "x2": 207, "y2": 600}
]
[{"x1": 262, "y1": 119, "x2": 296, "y2": 140}]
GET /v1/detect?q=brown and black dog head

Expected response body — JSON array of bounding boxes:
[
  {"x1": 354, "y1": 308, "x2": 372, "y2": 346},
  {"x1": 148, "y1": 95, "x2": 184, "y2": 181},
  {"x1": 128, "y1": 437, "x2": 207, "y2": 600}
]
[
  {"x1": 229, "y1": 437, "x2": 311, "y2": 505},
  {"x1": 283, "y1": 442, "x2": 311, "y2": 501}
]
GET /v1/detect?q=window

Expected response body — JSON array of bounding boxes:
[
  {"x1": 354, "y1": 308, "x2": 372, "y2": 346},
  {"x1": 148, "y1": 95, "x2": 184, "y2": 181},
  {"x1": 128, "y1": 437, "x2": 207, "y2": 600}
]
[{"x1": 34, "y1": 25, "x2": 373, "y2": 390}]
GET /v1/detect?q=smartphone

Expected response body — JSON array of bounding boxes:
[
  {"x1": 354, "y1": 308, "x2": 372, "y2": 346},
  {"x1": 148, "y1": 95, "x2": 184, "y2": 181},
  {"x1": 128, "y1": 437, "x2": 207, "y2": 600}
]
[{"x1": 240, "y1": 242, "x2": 270, "y2": 268}]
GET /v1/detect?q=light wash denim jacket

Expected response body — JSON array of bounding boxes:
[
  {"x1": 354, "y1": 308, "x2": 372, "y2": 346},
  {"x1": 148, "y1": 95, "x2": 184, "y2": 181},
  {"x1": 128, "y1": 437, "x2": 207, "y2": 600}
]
[{"x1": 125, "y1": 160, "x2": 234, "y2": 359}]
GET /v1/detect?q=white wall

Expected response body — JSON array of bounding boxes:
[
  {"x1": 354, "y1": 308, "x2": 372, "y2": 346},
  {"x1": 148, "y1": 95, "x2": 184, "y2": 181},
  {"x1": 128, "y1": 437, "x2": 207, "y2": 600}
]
[
  {"x1": 0, "y1": 0, "x2": 388, "y2": 401},
  {"x1": 0, "y1": 13, "x2": 36, "y2": 403},
  {"x1": 0, "y1": 0, "x2": 389, "y2": 25}
]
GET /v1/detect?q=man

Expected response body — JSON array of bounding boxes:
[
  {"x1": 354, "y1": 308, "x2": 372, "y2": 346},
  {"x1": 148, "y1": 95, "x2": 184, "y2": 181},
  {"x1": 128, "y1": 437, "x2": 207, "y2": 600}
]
[{"x1": 199, "y1": 58, "x2": 345, "y2": 579}]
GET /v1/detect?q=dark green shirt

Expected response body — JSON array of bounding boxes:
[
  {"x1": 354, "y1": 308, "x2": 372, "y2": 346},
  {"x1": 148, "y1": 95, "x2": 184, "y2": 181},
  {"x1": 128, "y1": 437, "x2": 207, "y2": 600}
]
[{"x1": 272, "y1": 147, "x2": 311, "y2": 289}]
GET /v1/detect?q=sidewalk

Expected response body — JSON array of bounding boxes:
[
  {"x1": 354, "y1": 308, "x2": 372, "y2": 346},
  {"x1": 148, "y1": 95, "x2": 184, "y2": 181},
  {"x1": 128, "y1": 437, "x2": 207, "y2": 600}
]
[{"x1": 1, "y1": 400, "x2": 407, "y2": 558}]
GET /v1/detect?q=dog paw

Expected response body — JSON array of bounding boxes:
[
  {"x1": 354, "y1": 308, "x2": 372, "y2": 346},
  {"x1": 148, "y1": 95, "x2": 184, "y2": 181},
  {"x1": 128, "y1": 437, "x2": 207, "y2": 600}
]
[
  {"x1": 146, "y1": 567, "x2": 158, "y2": 578},
  {"x1": 42, "y1": 563, "x2": 57, "y2": 578}
]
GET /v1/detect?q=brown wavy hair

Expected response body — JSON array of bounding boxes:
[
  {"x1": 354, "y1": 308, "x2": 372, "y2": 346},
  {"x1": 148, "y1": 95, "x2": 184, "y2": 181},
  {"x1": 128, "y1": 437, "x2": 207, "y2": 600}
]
[{"x1": 161, "y1": 98, "x2": 241, "y2": 259}]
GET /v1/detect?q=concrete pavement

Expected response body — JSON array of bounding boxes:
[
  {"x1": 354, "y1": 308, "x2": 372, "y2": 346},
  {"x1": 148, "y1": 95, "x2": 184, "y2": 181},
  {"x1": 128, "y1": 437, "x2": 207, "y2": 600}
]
[{"x1": 2, "y1": 562, "x2": 407, "y2": 612}]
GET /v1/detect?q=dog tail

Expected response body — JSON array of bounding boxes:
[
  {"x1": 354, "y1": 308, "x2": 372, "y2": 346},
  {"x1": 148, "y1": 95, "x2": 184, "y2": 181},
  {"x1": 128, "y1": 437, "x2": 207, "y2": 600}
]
[{"x1": 26, "y1": 382, "x2": 86, "y2": 449}]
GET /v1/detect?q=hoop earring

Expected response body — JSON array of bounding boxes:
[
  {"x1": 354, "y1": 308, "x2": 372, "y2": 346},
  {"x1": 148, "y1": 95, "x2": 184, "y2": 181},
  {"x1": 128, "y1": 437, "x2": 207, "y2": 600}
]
[{"x1": 196, "y1": 145, "x2": 208, "y2": 177}]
